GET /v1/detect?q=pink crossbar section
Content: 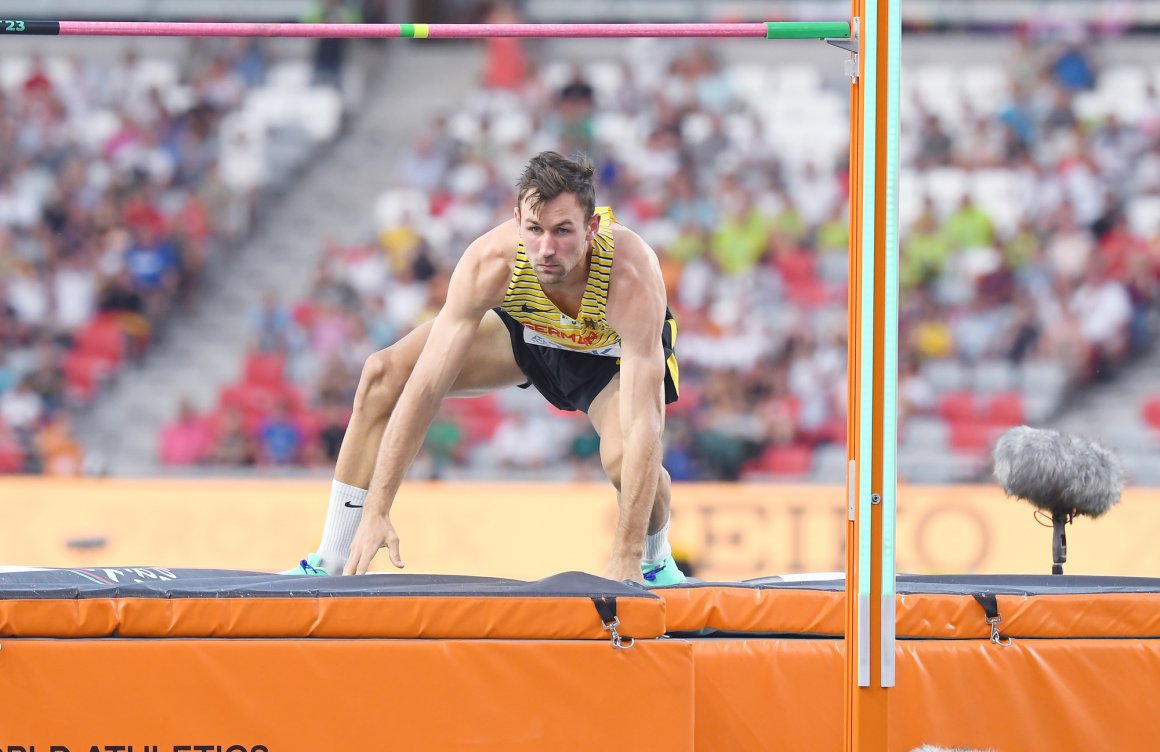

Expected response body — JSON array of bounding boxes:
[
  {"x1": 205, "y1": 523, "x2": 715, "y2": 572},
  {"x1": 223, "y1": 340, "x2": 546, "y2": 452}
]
[{"x1": 58, "y1": 21, "x2": 769, "y2": 38}]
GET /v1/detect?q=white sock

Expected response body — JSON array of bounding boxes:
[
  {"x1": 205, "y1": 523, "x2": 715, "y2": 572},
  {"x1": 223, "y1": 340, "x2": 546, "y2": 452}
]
[
  {"x1": 315, "y1": 479, "x2": 367, "y2": 574},
  {"x1": 642, "y1": 515, "x2": 672, "y2": 566}
]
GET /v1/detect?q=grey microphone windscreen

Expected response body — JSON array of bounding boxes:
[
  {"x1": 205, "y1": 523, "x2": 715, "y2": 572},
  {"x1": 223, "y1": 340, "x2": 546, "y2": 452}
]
[{"x1": 993, "y1": 426, "x2": 1124, "y2": 518}]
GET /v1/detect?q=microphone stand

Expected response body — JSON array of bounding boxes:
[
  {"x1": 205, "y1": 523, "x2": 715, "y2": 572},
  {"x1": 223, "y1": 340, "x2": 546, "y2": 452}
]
[{"x1": 1051, "y1": 507, "x2": 1069, "y2": 575}]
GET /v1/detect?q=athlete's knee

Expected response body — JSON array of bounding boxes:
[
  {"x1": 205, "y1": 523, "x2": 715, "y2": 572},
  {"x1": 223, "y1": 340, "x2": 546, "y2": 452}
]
[{"x1": 355, "y1": 347, "x2": 407, "y2": 415}]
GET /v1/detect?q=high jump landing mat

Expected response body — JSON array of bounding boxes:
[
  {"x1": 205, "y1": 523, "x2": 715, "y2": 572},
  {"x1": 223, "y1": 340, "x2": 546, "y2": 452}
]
[{"x1": 0, "y1": 568, "x2": 1157, "y2": 751}]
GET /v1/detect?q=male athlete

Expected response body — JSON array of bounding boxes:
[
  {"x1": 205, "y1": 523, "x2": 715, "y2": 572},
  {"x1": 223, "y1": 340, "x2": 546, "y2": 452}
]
[{"x1": 288, "y1": 151, "x2": 685, "y2": 585}]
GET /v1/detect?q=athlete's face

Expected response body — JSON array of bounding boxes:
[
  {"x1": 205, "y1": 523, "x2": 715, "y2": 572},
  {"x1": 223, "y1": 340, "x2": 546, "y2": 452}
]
[{"x1": 516, "y1": 192, "x2": 600, "y2": 287}]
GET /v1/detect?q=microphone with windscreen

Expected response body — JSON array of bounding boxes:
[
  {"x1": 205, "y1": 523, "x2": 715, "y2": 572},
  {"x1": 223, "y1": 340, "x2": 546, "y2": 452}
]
[{"x1": 993, "y1": 426, "x2": 1125, "y2": 575}]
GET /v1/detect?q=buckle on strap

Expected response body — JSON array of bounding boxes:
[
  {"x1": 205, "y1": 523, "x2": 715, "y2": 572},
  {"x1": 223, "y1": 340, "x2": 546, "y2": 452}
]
[
  {"x1": 591, "y1": 596, "x2": 634, "y2": 650},
  {"x1": 972, "y1": 592, "x2": 1012, "y2": 647}
]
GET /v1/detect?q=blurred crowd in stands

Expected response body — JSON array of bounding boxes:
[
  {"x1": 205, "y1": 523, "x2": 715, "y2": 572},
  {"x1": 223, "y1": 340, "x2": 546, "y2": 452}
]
[
  {"x1": 0, "y1": 39, "x2": 282, "y2": 474},
  {"x1": 4, "y1": 21, "x2": 1159, "y2": 481},
  {"x1": 155, "y1": 29, "x2": 1160, "y2": 481}
]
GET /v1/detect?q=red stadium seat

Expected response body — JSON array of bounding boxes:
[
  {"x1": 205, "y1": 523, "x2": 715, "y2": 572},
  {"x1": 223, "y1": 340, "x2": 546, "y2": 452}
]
[
  {"x1": 664, "y1": 384, "x2": 700, "y2": 417},
  {"x1": 948, "y1": 420, "x2": 1002, "y2": 454},
  {"x1": 939, "y1": 391, "x2": 977, "y2": 422},
  {"x1": 755, "y1": 444, "x2": 814, "y2": 477},
  {"x1": 75, "y1": 314, "x2": 126, "y2": 365},
  {"x1": 775, "y1": 251, "x2": 817, "y2": 286},
  {"x1": 985, "y1": 392, "x2": 1025, "y2": 427},
  {"x1": 62, "y1": 351, "x2": 111, "y2": 403},
  {"x1": 243, "y1": 352, "x2": 287, "y2": 388},
  {"x1": 1143, "y1": 396, "x2": 1160, "y2": 431},
  {"x1": 293, "y1": 410, "x2": 324, "y2": 441},
  {"x1": 0, "y1": 429, "x2": 25, "y2": 473},
  {"x1": 220, "y1": 383, "x2": 290, "y2": 416},
  {"x1": 460, "y1": 411, "x2": 504, "y2": 443},
  {"x1": 784, "y1": 278, "x2": 830, "y2": 308}
]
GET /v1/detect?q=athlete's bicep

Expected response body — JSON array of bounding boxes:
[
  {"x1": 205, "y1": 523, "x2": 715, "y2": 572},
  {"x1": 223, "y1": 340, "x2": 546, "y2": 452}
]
[{"x1": 409, "y1": 238, "x2": 507, "y2": 390}]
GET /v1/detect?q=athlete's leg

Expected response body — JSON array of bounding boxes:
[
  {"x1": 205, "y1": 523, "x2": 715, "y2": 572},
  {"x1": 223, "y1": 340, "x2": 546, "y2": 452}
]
[
  {"x1": 296, "y1": 310, "x2": 524, "y2": 575},
  {"x1": 335, "y1": 309, "x2": 525, "y2": 488},
  {"x1": 587, "y1": 374, "x2": 673, "y2": 540}
]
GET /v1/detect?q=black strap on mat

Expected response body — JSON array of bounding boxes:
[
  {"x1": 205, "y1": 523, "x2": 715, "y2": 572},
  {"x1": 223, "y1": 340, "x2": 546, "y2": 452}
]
[
  {"x1": 972, "y1": 592, "x2": 1012, "y2": 647},
  {"x1": 591, "y1": 595, "x2": 633, "y2": 649}
]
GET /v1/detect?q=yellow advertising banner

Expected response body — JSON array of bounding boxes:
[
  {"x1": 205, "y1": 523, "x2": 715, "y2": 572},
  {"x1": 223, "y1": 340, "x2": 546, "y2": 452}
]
[{"x1": 1, "y1": 478, "x2": 1158, "y2": 580}]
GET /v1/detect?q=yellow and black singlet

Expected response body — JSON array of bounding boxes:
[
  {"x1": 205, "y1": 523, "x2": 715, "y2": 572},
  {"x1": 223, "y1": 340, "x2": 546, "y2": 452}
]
[
  {"x1": 494, "y1": 206, "x2": 679, "y2": 412},
  {"x1": 499, "y1": 206, "x2": 623, "y2": 357}
]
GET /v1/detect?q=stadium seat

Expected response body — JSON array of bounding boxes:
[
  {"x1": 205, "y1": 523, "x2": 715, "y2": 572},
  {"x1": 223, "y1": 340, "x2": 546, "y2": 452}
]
[
  {"x1": 74, "y1": 314, "x2": 126, "y2": 366},
  {"x1": 922, "y1": 359, "x2": 969, "y2": 394},
  {"x1": 774, "y1": 65, "x2": 822, "y2": 95},
  {"x1": 62, "y1": 351, "x2": 111, "y2": 404},
  {"x1": 1023, "y1": 390, "x2": 1062, "y2": 423},
  {"x1": 960, "y1": 65, "x2": 1006, "y2": 110},
  {"x1": 924, "y1": 168, "x2": 970, "y2": 218},
  {"x1": 297, "y1": 87, "x2": 343, "y2": 142},
  {"x1": 1127, "y1": 196, "x2": 1160, "y2": 238},
  {"x1": 0, "y1": 438, "x2": 25, "y2": 473},
  {"x1": 938, "y1": 391, "x2": 977, "y2": 422},
  {"x1": 219, "y1": 383, "x2": 283, "y2": 416},
  {"x1": 665, "y1": 384, "x2": 700, "y2": 418},
  {"x1": 754, "y1": 444, "x2": 814, "y2": 477},
  {"x1": 898, "y1": 450, "x2": 981, "y2": 483},
  {"x1": 948, "y1": 419, "x2": 1002, "y2": 454},
  {"x1": 1100, "y1": 422, "x2": 1160, "y2": 453},
  {"x1": 1072, "y1": 90, "x2": 1111, "y2": 122},
  {"x1": 972, "y1": 359, "x2": 1017, "y2": 395},
  {"x1": 1142, "y1": 396, "x2": 1160, "y2": 431},
  {"x1": 243, "y1": 352, "x2": 287, "y2": 388},
  {"x1": 267, "y1": 60, "x2": 312, "y2": 91},
  {"x1": 810, "y1": 444, "x2": 849, "y2": 482},
  {"x1": 902, "y1": 416, "x2": 950, "y2": 450},
  {"x1": 1123, "y1": 452, "x2": 1160, "y2": 485},
  {"x1": 984, "y1": 392, "x2": 1025, "y2": 427},
  {"x1": 1020, "y1": 360, "x2": 1069, "y2": 397}
]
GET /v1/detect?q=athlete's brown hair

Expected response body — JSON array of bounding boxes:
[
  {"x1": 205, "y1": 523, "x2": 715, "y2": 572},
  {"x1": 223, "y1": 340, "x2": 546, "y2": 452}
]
[{"x1": 516, "y1": 151, "x2": 596, "y2": 220}]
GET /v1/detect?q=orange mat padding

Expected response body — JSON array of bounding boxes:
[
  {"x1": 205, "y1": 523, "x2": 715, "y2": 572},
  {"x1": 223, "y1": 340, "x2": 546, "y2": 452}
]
[
  {"x1": 0, "y1": 638, "x2": 695, "y2": 751},
  {"x1": 0, "y1": 593, "x2": 666, "y2": 640},
  {"x1": 0, "y1": 569, "x2": 667, "y2": 640},
  {"x1": 688, "y1": 637, "x2": 1160, "y2": 751},
  {"x1": 660, "y1": 584, "x2": 1160, "y2": 638}
]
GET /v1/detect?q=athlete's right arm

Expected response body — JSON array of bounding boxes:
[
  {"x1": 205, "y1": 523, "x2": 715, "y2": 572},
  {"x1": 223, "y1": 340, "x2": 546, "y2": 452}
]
[{"x1": 344, "y1": 229, "x2": 511, "y2": 575}]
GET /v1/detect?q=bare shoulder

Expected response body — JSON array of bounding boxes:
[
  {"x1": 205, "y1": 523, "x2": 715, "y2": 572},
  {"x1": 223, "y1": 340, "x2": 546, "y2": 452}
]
[
  {"x1": 449, "y1": 218, "x2": 519, "y2": 311},
  {"x1": 609, "y1": 223, "x2": 664, "y2": 298},
  {"x1": 606, "y1": 223, "x2": 666, "y2": 338}
]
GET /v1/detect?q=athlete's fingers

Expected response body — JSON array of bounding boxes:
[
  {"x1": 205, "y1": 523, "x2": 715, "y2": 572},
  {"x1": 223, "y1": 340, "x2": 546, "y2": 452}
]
[
  {"x1": 354, "y1": 547, "x2": 375, "y2": 575},
  {"x1": 387, "y1": 534, "x2": 404, "y2": 569}
]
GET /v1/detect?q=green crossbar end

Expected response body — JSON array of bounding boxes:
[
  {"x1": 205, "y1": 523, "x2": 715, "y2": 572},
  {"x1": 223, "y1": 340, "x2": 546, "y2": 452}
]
[{"x1": 765, "y1": 21, "x2": 851, "y2": 40}]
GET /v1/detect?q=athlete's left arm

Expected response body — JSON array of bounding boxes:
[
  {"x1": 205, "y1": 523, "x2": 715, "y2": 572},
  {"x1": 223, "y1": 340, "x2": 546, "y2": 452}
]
[{"x1": 604, "y1": 229, "x2": 668, "y2": 581}]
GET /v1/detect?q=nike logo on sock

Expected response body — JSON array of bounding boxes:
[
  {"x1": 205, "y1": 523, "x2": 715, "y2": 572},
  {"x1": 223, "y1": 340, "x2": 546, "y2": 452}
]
[{"x1": 344, "y1": 500, "x2": 364, "y2": 508}]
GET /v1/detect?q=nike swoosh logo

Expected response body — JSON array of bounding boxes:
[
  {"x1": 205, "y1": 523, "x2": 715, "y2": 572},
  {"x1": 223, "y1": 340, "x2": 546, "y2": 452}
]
[
  {"x1": 344, "y1": 501, "x2": 364, "y2": 509},
  {"x1": 522, "y1": 304, "x2": 546, "y2": 313},
  {"x1": 642, "y1": 563, "x2": 667, "y2": 582}
]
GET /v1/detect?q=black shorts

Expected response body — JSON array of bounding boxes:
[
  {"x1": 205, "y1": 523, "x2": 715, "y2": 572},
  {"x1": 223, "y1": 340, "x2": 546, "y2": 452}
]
[{"x1": 494, "y1": 307, "x2": 680, "y2": 413}]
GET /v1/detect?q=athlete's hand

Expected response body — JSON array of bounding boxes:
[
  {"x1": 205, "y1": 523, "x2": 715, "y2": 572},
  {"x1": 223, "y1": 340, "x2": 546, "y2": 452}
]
[
  {"x1": 603, "y1": 556, "x2": 644, "y2": 584},
  {"x1": 344, "y1": 513, "x2": 405, "y2": 575}
]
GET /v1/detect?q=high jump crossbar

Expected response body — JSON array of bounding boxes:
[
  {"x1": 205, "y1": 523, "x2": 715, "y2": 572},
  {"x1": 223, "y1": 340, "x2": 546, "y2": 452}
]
[{"x1": 0, "y1": 20, "x2": 850, "y2": 39}]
